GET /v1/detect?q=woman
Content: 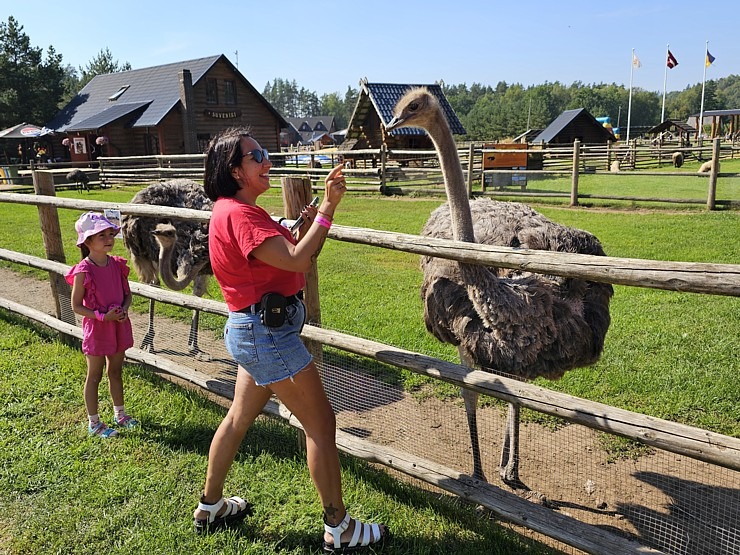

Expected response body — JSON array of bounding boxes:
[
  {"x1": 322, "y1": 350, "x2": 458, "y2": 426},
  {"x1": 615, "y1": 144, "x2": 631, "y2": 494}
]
[{"x1": 194, "y1": 127, "x2": 387, "y2": 552}]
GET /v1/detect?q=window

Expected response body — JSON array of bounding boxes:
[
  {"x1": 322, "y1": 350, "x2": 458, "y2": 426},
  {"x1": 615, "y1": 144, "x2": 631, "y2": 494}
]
[
  {"x1": 108, "y1": 85, "x2": 130, "y2": 101},
  {"x1": 224, "y1": 80, "x2": 237, "y2": 105},
  {"x1": 206, "y1": 78, "x2": 218, "y2": 104}
]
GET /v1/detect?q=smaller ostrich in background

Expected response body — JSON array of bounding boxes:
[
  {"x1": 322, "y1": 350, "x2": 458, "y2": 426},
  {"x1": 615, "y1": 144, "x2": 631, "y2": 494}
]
[
  {"x1": 121, "y1": 179, "x2": 213, "y2": 360},
  {"x1": 66, "y1": 169, "x2": 90, "y2": 192}
]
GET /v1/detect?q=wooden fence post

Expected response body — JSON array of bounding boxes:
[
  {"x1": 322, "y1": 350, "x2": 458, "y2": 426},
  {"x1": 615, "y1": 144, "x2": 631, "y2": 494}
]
[
  {"x1": 32, "y1": 170, "x2": 76, "y2": 325},
  {"x1": 466, "y1": 142, "x2": 475, "y2": 198},
  {"x1": 281, "y1": 176, "x2": 323, "y2": 363},
  {"x1": 707, "y1": 137, "x2": 720, "y2": 210},
  {"x1": 379, "y1": 144, "x2": 387, "y2": 192},
  {"x1": 570, "y1": 139, "x2": 580, "y2": 207}
]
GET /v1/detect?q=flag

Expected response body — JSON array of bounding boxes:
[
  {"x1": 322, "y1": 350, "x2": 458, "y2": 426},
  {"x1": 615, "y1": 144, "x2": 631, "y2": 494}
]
[
  {"x1": 667, "y1": 50, "x2": 678, "y2": 69},
  {"x1": 706, "y1": 50, "x2": 715, "y2": 67},
  {"x1": 632, "y1": 52, "x2": 641, "y2": 68}
]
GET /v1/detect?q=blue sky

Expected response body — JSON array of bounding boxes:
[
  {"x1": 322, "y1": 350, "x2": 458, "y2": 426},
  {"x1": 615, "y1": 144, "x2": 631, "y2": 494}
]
[{"x1": 5, "y1": 0, "x2": 737, "y2": 97}]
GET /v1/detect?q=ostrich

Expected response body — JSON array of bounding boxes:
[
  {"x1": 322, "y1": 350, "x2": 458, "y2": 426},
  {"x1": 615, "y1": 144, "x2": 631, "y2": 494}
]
[
  {"x1": 121, "y1": 179, "x2": 213, "y2": 360},
  {"x1": 386, "y1": 88, "x2": 613, "y2": 493},
  {"x1": 66, "y1": 169, "x2": 90, "y2": 192}
]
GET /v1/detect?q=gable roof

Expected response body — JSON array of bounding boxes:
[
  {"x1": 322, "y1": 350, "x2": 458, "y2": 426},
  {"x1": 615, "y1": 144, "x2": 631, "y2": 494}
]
[
  {"x1": 646, "y1": 119, "x2": 697, "y2": 135},
  {"x1": 347, "y1": 82, "x2": 466, "y2": 139},
  {"x1": 46, "y1": 54, "x2": 287, "y2": 132},
  {"x1": 533, "y1": 108, "x2": 615, "y2": 144}
]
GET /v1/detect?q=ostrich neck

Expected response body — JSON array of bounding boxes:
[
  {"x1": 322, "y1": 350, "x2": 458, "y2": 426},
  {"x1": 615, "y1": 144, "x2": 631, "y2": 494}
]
[
  {"x1": 157, "y1": 242, "x2": 203, "y2": 291},
  {"x1": 427, "y1": 115, "x2": 476, "y2": 243}
]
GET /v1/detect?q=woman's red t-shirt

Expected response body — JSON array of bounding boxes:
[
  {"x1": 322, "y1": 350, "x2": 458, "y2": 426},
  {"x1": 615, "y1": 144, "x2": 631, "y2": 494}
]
[{"x1": 209, "y1": 197, "x2": 305, "y2": 311}]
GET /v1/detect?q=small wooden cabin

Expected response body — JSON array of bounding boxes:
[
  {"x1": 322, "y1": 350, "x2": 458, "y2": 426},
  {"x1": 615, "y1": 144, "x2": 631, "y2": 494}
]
[
  {"x1": 46, "y1": 55, "x2": 287, "y2": 162},
  {"x1": 532, "y1": 108, "x2": 616, "y2": 145},
  {"x1": 344, "y1": 80, "x2": 465, "y2": 151}
]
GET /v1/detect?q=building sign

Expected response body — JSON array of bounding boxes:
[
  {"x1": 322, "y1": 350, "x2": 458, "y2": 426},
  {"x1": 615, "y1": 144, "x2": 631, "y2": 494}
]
[
  {"x1": 204, "y1": 109, "x2": 241, "y2": 119},
  {"x1": 73, "y1": 137, "x2": 87, "y2": 154}
]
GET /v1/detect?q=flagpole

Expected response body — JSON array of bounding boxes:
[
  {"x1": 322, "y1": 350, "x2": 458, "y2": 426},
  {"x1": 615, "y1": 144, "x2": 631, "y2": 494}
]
[
  {"x1": 626, "y1": 49, "x2": 635, "y2": 145},
  {"x1": 661, "y1": 44, "x2": 669, "y2": 123},
  {"x1": 698, "y1": 40, "x2": 708, "y2": 141}
]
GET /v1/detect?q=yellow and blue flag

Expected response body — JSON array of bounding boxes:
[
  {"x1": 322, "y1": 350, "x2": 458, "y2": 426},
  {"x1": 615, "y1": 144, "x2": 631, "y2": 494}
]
[{"x1": 706, "y1": 50, "x2": 715, "y2": 67}]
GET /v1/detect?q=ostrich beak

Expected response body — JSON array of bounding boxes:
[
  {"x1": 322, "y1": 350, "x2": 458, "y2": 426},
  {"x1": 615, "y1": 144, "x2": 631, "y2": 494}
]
[{"x1": 385, "y1": 116, "x2": 404, "y2": 131}]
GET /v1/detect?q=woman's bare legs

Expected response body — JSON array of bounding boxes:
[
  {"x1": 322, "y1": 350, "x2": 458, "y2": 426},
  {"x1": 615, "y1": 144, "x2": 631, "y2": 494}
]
[
  {"x1": 194, "y1": 367, "x2": 272, "y2": 520},
  {"x1": 270, "y1": 362, "x2": 385, "y2": 545}
]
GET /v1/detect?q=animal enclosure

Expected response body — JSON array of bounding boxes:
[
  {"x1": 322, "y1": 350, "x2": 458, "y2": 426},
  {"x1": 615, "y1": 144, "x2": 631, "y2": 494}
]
[{"x1": 0, "y1": 178, "x2": 739, "y2": 555}]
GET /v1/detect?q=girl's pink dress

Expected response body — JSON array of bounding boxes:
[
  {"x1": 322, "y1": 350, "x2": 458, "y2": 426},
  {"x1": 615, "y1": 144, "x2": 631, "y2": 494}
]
[{"x1": 65, "y1": 256, "x2": 134, "y2": 356}]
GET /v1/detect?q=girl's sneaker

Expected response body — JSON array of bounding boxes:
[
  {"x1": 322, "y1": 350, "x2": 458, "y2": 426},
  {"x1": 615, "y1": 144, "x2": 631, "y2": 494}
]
[
  {"x1": 115, "y1": 414, "x2": 139, "y2": 429},
  {"x1": 89, "y1": 421, "x2": 119, "y2": 438}
]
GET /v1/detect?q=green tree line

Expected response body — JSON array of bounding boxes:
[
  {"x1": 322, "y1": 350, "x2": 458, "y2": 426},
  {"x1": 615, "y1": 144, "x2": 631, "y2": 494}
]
[{"x1": 3, "y1": 15, "x2": 739, "y2": 141}]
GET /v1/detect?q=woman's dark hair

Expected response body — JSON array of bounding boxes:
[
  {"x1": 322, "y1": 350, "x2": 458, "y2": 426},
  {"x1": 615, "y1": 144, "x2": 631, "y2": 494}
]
[
  {"x1": 79, "y1": 243, "x2": 90, "y2": 260},
  {"x1": 203, "y1": 126, "x2": 252, "y2": 201}
]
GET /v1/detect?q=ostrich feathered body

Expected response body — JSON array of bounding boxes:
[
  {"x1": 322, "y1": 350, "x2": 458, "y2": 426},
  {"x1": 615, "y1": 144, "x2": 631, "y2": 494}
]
[
  {"x1": 421, "y1": 198, "x2": 613, "y2": 380},
  {"x1": 121, "y1": 179, "x2": 213, "y2": 284}
]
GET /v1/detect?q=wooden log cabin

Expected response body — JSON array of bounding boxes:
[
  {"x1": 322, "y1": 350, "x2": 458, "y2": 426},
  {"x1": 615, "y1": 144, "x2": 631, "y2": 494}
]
[{"x1": 45, "y1": 54, "x2": 287, "y2": 162}]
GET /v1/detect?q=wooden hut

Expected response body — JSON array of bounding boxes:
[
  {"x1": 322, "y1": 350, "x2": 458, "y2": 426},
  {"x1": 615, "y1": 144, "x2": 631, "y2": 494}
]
[
  {"x1": 532, "y1": 108, "x2": 616, "y2": 145},
  {"x1": 344, "y1": 80, "x2": 465, "y2": 152},
  {"x1": 45, "y1": 55, "x2": 288, "y2": 162}
]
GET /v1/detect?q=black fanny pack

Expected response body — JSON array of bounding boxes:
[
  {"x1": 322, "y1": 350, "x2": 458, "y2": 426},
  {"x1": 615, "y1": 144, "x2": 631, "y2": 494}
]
[{"x1": 260, "y1": 293, "x2": 289, "y2": 327}]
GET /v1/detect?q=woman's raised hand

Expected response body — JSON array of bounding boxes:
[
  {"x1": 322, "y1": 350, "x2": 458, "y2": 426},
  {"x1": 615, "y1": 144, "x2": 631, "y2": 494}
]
[{"x1": 324, "y1": 164, "x2": 346, "y2": 204}]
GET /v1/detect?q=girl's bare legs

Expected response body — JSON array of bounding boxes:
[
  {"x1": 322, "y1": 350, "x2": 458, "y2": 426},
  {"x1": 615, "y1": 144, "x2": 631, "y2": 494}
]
[
  {"x1": 194, "y1": 368, "x2": 272, "y2": 520},
  {"x1": 105, "y1": 351, "x2": 126, "y2": 407},
  {"x1": 83, "y1": 355, "x2": 106, "y2": 418},
  {"x1": 271, "y1": 363, "x2": 385, "y2": 545}
]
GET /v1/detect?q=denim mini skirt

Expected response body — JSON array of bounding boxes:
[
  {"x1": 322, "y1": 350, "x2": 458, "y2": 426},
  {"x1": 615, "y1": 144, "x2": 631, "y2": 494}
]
[{"x1": 224, "y1": 300, "x2": 312, "y2": 386}]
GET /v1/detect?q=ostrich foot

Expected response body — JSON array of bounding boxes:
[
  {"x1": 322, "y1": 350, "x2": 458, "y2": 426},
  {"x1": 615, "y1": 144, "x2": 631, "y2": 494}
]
[
  {"x1": 190, "y1": 347, "x2": 212, "y2": 362},
  {"x1": 498, "y1": 466, "x2": 552, "y2": 507},
  {"x1": 140, "y1": 331, "x2": 155, "y2": 352}
]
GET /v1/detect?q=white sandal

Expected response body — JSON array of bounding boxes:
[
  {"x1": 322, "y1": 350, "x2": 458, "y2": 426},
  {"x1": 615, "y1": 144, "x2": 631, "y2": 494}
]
[
  {"x1": 323, "y1": 511, "x2": 387, "y2": 552},
  {"x1": 193, "y1": 495, "x2": 252, "y2": 534}
]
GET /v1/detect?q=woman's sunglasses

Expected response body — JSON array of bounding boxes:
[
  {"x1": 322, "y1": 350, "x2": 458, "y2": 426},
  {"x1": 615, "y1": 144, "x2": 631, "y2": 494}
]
[{"x1": 243, "y1": 148, "x2": 269, "y2": 163}]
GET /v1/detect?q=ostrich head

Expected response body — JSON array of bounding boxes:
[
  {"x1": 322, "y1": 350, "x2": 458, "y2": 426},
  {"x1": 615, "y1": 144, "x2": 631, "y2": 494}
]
[
  {"x1": 151, "y1": 223, "x2": 177, "y2": 247},
  {"x1": 385, "y1": 87, "x2": 441, "y2": 133}
]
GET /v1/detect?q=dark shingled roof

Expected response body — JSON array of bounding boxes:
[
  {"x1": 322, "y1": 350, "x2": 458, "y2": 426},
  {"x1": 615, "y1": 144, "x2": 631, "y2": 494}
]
[{"x1": 65, "y1": 101, "x2": 151, "y2": 131}]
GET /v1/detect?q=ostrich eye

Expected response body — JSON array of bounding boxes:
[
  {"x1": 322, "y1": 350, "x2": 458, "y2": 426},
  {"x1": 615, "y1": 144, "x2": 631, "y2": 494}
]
[{"x1": 408, "y1": 102, "x2": 419, "y2": 111}]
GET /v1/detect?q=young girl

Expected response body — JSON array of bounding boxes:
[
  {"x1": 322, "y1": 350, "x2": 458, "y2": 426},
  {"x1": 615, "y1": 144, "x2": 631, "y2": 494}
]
[{"x1": 65, "y1": 212, "x2": 138, "y2": 438}]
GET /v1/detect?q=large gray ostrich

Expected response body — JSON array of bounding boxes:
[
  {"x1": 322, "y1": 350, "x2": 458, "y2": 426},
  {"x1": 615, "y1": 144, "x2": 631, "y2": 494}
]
[
  {"x1": 386, "y1": 88, "x2": 613, "y2": 494},
  {"x1": 121, "y1": 179, "x2": 213, "y2": 360}
]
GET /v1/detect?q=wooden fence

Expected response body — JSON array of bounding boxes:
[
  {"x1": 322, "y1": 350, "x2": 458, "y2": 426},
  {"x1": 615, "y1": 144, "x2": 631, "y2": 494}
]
[{"x1": 1, "y1": 174, "x2": 739, "y2": 554}]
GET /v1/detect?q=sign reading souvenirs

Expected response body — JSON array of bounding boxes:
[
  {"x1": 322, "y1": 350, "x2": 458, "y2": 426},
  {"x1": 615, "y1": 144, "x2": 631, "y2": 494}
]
[{"x1": 204, "y1": 109, "x2": 242, "y2": 119}]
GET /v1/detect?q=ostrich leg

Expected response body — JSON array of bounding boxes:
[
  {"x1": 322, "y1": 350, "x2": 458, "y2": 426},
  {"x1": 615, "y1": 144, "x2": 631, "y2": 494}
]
[
  {"x1": 188, "y1": 275, "x2": 211, "y2": 361},
  {"x1": 462, "y1": 388, "x2": 487, "y2": 481},
  {"x1": 141, "y1": 297, "x2": 156, "y2": 351},
  {"x1": 499, "y1": 402, "x2": 523, "y2": 487},
  {"x1": 458, "y1": 347, "x2": 486, "y2": 481}
]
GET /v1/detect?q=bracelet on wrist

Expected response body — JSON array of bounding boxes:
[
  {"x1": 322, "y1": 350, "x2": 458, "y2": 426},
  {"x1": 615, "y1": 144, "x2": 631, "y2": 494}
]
[
  {"x1": 317, "y1": 210, "x2": 333, "y2": 221},
  {"x1": 314, "y1": 215, "x2": 332, "y2": 229},
  {"x1": 94, "y1": 310, "x2": 105, "y2": 322}
]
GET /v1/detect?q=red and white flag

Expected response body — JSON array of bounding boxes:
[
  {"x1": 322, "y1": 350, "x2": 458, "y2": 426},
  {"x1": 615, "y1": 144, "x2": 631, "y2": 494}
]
[{"x1": 667, "y1": 50, "x2": 678, "y2": 69}]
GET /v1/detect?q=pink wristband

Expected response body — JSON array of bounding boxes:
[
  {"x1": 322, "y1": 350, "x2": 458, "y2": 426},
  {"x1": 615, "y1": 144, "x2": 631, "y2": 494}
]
[
  {"x1": 94, "y1": 310, "x2": 105, "y2": 322},
  {"x1": 315, "y1": 215, "x2": 332, "y2": 229}
]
